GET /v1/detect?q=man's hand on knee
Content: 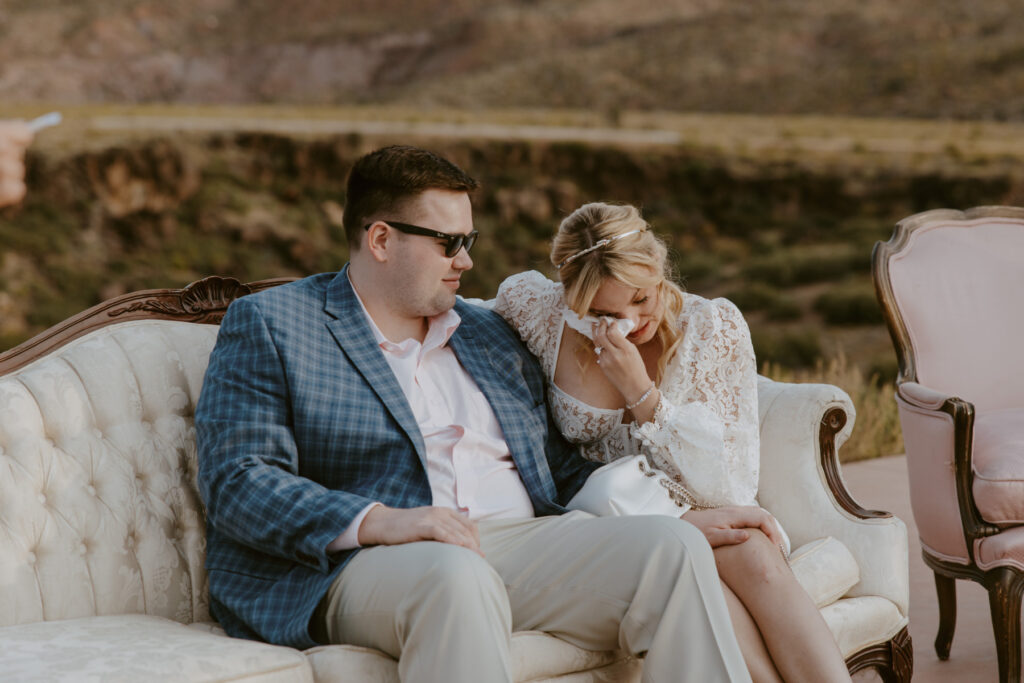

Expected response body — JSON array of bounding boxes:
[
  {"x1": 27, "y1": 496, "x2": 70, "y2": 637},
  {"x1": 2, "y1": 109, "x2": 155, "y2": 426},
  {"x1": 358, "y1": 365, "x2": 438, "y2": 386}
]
[
  {"x1": 358, "y1": 505, "x2": 483, "y2": 556},
  {"x1": 681, "y1": 506, "x2": 784, "y2": 549}
]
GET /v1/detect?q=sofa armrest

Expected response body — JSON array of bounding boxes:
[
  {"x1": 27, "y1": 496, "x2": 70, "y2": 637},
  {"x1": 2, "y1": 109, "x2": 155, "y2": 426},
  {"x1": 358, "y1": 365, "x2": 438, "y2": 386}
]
[{"x1": 756, "y1": 377, "x2": 909, "y2": 616}]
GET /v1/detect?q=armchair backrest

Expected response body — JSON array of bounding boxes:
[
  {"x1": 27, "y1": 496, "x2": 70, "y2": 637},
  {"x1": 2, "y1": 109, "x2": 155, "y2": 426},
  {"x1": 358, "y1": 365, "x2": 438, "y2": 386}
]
[
  {"x1": 874, "y1": 207, "x2": 1024, "y2": 411},
  {"x1": 0, "y1": 277, "x2": 289, "y2": 628}
]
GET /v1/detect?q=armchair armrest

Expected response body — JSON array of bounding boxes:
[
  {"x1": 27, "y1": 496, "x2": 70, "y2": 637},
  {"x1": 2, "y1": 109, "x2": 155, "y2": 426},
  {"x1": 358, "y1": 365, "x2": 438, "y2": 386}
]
[
  {"x1": 756, "y1": 376, "x2": 909, "y2": 615},
  {"x1": 895, "y1": 380, "x2": 994, "y2": 565},
  {"x1": 898, "y1": 380, "x2": 955, "y2": 410}
]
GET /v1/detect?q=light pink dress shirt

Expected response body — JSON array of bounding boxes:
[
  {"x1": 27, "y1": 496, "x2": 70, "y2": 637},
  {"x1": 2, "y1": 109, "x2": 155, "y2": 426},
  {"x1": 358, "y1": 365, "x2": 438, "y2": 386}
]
[{"x1": 327, "y1": 281, "x2": 535, "y2": 551}]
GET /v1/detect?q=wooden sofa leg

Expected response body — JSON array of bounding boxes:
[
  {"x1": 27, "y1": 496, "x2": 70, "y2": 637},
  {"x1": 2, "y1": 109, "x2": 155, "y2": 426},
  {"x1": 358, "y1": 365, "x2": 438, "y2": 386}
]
[
  {"x1": 887, "y1": 626, "x2": 914, "y2": 683},
  {"x1": 934, "y1": 572, "x2": 957, "y2": 660},
  {"x1": 988, "y1": 567, "x2": 1024, "y2": 683}
]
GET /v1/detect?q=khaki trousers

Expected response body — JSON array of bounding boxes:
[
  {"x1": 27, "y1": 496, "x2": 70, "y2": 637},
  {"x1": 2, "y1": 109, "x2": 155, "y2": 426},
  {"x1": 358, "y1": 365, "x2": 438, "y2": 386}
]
[{"x1": 312, "y1": 511, "x2": 750, "y2": 683}]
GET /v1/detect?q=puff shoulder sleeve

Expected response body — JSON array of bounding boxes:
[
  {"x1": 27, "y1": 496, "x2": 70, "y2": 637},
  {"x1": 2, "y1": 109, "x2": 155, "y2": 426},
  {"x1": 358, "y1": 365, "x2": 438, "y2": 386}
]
[
  {"x1": 492, "y1": 270, "x2": 565, "y2": 373},
  {"x1": 632, "y1": 297, "x2": 760, "y2": 508}
]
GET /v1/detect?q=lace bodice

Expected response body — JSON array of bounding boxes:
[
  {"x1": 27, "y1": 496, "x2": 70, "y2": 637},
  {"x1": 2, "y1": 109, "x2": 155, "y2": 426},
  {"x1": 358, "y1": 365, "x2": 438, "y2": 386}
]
[{"x1": 493, "y1": 270, "x2": 760, "y2": 508}]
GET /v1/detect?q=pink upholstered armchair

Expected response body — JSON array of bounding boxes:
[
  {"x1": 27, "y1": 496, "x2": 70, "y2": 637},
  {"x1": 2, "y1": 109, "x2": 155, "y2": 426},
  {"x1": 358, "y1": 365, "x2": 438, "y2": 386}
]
[{"x1": 873, "y1": 206, "x2": 1024, "y2": 682}]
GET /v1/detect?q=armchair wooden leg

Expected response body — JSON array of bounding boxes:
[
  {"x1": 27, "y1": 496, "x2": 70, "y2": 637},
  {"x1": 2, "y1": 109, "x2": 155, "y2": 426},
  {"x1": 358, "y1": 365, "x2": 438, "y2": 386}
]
[
  {"x1": 987, "y1": 567, "x2": 1024, "y2": 683},
  {"x1": 934, "y1": 571, "x2": 957, "y2": 660}
]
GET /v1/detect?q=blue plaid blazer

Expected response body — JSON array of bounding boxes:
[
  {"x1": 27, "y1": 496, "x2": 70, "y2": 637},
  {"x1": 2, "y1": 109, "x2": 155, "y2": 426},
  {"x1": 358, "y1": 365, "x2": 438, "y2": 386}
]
[{"x1": 195, "y1": 266, "x2": 597, "y2": 649}]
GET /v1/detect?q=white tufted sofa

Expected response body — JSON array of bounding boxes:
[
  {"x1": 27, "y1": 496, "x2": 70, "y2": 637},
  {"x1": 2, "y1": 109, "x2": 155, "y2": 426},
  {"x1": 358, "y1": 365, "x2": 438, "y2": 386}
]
[{"x1": 0, "y1": 277, "x2": 911, "y2": 682}]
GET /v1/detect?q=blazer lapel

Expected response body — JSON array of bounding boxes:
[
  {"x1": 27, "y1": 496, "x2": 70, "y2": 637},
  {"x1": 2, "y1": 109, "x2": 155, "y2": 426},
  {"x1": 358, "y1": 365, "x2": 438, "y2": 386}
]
[
  {"x1": 449, "y1": 317, "x2": 548, "y2": 489},
  {"x1": 323, "y1": 266, "x2": 427, "y2": 469}
]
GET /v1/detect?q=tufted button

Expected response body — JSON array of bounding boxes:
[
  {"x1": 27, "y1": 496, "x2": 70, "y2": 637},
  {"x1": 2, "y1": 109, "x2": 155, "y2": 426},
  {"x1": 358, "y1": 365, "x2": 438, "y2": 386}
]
[
  {"x1": 37, "y1": 493, "x2": 46, "y2": 505},
  {"x1": 86, "y1": 485, "x2": 97, "y2": 496},
  {"x1": 26, "y1": 552, "x2": 36, "y2": 565}
]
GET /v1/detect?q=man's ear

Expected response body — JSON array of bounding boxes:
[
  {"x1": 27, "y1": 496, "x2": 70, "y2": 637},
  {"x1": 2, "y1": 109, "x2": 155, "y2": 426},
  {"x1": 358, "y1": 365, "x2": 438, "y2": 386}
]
[{"x1": 364, "y1": 221, "x2": 391, "y2": 263}]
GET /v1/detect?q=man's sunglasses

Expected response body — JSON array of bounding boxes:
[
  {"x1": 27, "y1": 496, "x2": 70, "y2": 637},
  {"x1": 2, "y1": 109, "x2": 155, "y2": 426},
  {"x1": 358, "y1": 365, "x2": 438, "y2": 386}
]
[{"x1": 364, "y1": 221, "x2": 479, "y2": 258}]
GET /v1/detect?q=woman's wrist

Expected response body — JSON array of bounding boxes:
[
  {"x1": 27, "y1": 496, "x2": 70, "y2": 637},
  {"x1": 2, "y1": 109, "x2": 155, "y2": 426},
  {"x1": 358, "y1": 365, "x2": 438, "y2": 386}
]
[{"x1": 625, "y1": 382, "x2": 657, "y2": 410}]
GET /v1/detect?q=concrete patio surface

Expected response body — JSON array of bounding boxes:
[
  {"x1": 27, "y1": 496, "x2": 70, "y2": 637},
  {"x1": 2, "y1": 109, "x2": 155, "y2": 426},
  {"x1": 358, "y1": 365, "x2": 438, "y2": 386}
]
[{"x1": 842, "y1": 454, "x2": 1003, "y2": 682}]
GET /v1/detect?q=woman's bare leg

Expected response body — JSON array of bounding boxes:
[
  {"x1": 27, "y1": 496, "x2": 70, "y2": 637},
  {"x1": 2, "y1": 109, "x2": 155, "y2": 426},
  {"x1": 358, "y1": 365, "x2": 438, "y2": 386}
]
[
  {"x1": 720, "y1": 582, "x2": 783, "y2": 683},
  {"x1": 714, "y1": 530, "x2": 852, "y2": 683}
]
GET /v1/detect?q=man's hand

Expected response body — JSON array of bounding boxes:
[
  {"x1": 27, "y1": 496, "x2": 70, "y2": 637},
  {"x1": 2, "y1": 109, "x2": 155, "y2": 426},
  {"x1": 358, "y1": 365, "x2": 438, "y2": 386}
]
[
  {"x1": 682, "y1": 506, "x2": 784, "y2": 549},
  {"x1": 358, "y1": 505, "x2": 483, "y2": 556},
  {"x1": 0, "y1": 121, "x2": 33, "y2": 207}
]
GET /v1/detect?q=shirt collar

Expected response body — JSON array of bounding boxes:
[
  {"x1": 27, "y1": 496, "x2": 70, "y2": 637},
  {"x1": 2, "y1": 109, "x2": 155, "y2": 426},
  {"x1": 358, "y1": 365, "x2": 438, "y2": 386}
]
[{"x1": 347, "y1": 271, "x2": 461, "y2": 354}]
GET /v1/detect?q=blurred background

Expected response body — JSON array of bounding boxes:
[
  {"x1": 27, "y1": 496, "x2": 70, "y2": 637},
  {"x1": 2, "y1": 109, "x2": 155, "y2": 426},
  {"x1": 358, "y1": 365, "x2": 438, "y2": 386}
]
[{"x1": 2, "y1": 0, "x2": 1023, "y2": 459}]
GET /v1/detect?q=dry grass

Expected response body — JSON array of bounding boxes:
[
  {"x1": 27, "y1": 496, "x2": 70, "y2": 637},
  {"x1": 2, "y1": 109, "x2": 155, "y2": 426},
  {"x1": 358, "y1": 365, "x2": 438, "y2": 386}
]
[{"x1": 762, "y1": 354, "x2": 903, "y2": 463}]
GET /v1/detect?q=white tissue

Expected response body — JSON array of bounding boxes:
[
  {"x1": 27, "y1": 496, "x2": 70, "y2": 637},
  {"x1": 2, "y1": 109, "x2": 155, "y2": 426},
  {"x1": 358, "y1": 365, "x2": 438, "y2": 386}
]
[
  {"x1": 562, "y1": 309, "x2": 636, "y2": 341},
  {"x1": 28, "y1": 112, "x2": 62, "y2": 132}
]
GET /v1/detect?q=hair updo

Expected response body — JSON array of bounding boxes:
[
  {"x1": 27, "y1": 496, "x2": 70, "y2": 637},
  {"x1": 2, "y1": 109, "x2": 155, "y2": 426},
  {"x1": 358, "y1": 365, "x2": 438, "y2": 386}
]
[{"x1": 551, "y1": 202, "x2": 685, "y2": 381}]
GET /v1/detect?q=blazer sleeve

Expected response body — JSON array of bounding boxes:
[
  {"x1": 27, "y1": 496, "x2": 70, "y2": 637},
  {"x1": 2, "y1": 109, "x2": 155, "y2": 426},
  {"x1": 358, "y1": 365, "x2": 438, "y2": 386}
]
[{"x1": 196, "y1": 297, "x2": 374, "y2": 574}]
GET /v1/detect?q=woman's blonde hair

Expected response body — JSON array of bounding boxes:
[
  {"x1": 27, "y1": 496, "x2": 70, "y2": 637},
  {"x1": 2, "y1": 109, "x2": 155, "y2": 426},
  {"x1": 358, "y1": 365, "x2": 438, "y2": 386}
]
[{"x1": 551, "y1": 202, "x2": 685, "y2": 381}]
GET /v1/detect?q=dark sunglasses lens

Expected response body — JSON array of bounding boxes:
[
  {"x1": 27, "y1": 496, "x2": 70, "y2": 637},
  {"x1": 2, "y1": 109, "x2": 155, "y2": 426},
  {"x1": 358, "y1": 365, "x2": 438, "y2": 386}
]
[{"x1": 445, "y1": 232, "x2": 477, "y2": 257}]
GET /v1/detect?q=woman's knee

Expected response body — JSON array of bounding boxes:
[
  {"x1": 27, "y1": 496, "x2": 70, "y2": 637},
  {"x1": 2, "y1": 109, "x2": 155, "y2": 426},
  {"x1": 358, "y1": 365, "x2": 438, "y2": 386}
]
[{"x1": 714, "y1": 529, "x2": 789, "y2": 585}]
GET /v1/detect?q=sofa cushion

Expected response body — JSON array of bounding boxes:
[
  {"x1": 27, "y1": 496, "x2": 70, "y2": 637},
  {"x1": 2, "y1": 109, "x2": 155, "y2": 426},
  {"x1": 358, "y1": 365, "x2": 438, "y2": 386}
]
[
  {"x1": 788, "y1": 536, "x2": 860, "y2": 608},
  {"x1": 0, "y1": 614, "x2": 312, "y2": 682},
  {"x1": 977, "y1": 525, "x2": 1024, "y2": 572},
  {"x1": 972, "y1": 408, "x2": 1024, "y2": 526},
  {"x1": 304, "y1": 630, "x2": 641, "y2": 683},
  {"x1": 819, "y1": 596, "x2": 907, "y2": 658}
]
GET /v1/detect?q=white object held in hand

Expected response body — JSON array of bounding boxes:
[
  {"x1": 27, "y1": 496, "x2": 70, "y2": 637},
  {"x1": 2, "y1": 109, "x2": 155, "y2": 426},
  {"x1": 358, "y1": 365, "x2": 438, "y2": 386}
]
[
  {"x1": 28, "y1": 112, "x2": 62, "y2": 133},
  {"x1": 563, "y1": 308, "x2": 636, "y2": 341}
]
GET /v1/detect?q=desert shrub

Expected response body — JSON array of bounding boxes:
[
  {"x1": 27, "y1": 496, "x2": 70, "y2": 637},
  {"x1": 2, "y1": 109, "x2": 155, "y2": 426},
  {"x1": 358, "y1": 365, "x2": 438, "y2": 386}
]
[
  {"x1": 675, "y1": 252, "x2": 725, "y2": 289},
  {"x1": 764, "y1": 297, "x2": 802, "y2": 321},
  {"x1": 725, "y1": 283, "x2": 781, "y2": 311},
  {"x1": 726, "y1": 283, "x2": 802, "y2": 321},
  {"x1": 763, "y1": 354, "x2": 903, "y2": 462},
  {"x1": 813, "y1": 282, "x2": 884, "y2": 325},
  {"x1": 742, "y1": 246, "x2": 870, "y2": 287},
  {"x1": 751, "y1": 326, "x2": 822, "y2": 368}
]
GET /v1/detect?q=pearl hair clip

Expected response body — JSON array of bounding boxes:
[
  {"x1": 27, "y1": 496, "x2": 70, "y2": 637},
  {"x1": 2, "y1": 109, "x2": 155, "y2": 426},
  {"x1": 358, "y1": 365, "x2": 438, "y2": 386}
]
[{"x1": 556, "y1": 229, "x2": 644, "y2": 269}]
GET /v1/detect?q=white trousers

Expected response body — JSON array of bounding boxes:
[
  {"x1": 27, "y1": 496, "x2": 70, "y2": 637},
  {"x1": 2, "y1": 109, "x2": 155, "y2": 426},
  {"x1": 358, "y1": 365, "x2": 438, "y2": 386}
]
[{"x1": 312, "y1": 511, "x2": 751, "y2": 683}]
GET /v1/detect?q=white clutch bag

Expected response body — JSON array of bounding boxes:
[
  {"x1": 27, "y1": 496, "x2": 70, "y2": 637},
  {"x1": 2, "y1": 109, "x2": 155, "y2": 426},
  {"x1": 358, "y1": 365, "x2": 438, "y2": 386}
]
[{"x1": 567, "y1": 454, "x2": 692, "y2": 517}]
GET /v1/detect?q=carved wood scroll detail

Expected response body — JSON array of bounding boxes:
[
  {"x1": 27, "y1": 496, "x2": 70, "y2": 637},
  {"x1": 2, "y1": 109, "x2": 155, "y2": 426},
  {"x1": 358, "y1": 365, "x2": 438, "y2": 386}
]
[
  {"x1": 108, "y1": 276, "x2": 253, "y2": 321},
  {"x1": 846, "y1": 625, "x2": 913, "y2": 682},
  {"x1": 819, "y1": 407, "x2": 892, "y2": 519}
]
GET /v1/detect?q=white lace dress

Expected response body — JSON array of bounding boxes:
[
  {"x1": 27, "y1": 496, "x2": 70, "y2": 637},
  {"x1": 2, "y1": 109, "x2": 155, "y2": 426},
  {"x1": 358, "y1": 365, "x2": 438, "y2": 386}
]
[{"x1": 491, "y1": 270, "x2": 761, "y2": 510}]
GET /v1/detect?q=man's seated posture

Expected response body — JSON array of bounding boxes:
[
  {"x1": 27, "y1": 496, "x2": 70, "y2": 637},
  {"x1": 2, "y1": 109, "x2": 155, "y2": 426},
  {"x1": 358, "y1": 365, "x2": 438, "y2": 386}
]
[{"x1": 196, "y1": 145, "x2": 753, "y2": 683}]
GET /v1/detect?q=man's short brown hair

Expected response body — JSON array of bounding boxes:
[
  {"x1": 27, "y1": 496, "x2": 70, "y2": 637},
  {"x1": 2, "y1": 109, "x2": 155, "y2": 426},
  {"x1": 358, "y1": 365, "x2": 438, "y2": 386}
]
[{"x1": 342, "y1": 146, "x2": 479, "y2": 248}]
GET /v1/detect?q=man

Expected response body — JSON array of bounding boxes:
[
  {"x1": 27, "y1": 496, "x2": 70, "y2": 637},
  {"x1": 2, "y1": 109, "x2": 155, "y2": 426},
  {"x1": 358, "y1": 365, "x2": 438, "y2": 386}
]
[
  {"x1": 196, "y1": 145, "x2": 754, "y2": 682},
  {"x1": 0, "y1": 121, "x2": 32, "y2": 207}
]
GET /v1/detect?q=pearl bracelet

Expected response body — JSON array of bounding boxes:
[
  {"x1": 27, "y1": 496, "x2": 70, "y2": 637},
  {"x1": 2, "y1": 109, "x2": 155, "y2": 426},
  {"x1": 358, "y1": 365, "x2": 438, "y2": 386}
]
[{"x1": 625, "y1": 382, "x2": 657, "y2": 410}]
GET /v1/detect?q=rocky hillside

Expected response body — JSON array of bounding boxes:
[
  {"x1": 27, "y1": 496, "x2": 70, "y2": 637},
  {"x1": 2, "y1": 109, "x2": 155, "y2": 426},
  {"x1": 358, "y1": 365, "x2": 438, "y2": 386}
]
[
  {"x1": 2, "y1": 129, "x2": 1018, "y2": 378},
  {"x1": 2, "y1": 0, "x2": 1023, "y2": 119}
]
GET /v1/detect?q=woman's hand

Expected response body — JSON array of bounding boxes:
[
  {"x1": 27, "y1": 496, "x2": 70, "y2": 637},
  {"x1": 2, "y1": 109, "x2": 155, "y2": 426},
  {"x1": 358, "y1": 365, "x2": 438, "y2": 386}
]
[
  {"x1": 682, "y1": 506, "x2": 785, "y2": 549},
  {"x1": 592, "y1": 318, "x2": 654, "y2": 409}
]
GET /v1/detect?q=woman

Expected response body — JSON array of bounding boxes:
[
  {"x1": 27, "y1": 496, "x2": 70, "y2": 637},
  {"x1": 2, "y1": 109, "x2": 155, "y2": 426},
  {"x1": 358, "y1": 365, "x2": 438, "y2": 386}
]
[{"x1": 492, "y1": 202, "x2": 851, "y2": 683}]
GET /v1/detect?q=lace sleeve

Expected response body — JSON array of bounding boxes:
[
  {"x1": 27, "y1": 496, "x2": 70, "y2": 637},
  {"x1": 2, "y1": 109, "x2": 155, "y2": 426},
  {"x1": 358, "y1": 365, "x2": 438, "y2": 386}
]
[
  {"x1": 632, "y1": 296, "x2": 760, "y2": 508},
  {"x1": 492, "y1": 271, "x2": 564, "y2": 375}
]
